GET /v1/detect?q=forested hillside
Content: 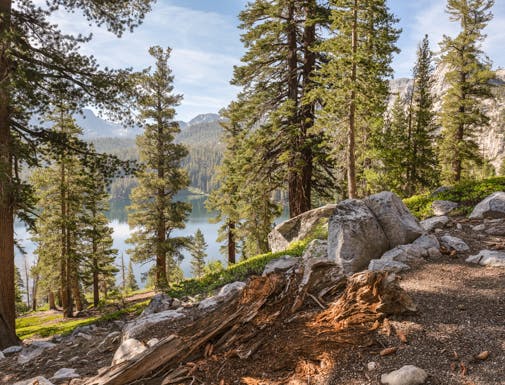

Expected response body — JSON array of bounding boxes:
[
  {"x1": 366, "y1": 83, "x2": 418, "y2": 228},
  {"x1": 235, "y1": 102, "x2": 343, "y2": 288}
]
[{"x1": 89, "y1": 116, "x2": 224, "y2": 197}]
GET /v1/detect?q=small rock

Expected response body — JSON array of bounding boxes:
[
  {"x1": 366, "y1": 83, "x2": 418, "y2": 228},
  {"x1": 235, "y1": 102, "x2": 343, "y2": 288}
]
[
  {"x1": 147, "y1": 338, "x2": 159, "y2": 347},
  {"x1": 76, "y1": 332, "x2": 92, "y2": 341},
  {"x1": 262, "y1": 256, "x2": 298, "y2": 276},
  {"x1": 14, "y1": 377, "x2": 54, "y2": 385},
  {"x1": 3, "y1": 345, "x2": 22, "y2": 355},
  {"x1": 51, "y1": 368, "x2": 80, "y2": 381},
  {"x1": 476, "y1": 351, "x2": 490, "y2": 360},
  {"x1": 472, "y1": 224, "x2": 486, "y2": 231},
  {"x1": 420, "y1": 216, "x2": 449, "y2": 232},
  {"x1": 71, "y1": 325, "x2": 93, "y2": 336},
  {"x1": 112, "y1": 339, "x2": 147, "y2": 366},
  {"x1": 432, "y1": 200, "x2": 458, "y2": 216},
  {"x1": 457, "y1": 304, "x2": 466, "y2": 310},
  {"x1": 367, "y1": 361, "x2": 378, "y2": 371},
  {"x1": 440, "y1": 235, "x2": 469, "y2": 252},
  {"x1": 381, "y1": 365, "x2": 428, "y2": 385},
  {"x1": 456, "y1": 223, "x2": 462, "y2": 230},
  {"x1": 141, "y1": 293, "x2": 174, "y2": 316},
  {"x1": 412, "y1": 234, "x2": 440, "y2": 250},
  {"x1": 466, "y1": 250, "x2": 505, "y2": 268},
  {"x1": 0, "y1": 351, "x2": 4, "y2": 360},
  {"x1": 469, "y1": 192, "x2": 505, "y2": 219},
  {"x1": 427, "y1": 247, "x2": 441, "y2": 258},
  {"x1": 198, "y1": 281, "x2": 246, "y2": 311}
]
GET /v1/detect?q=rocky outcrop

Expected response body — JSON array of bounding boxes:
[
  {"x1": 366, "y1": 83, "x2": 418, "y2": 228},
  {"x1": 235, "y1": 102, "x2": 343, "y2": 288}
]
[
  {"x1": 197, "y1": 281, "x2": 246, "y2": 311},
  {"x1": 466, "y1": 250, "x2": 505, "y2": 268},
  {"x1": 122, "y1": 309, "x2": 186, "y2": 341},
  {"x1": 390, "y1": 68, "x2": 505, "y2": 171},
  {"x1": 328, "y1": 199, "x2": 390, "y2": 274},
  {"x1": 328, "y1": 192, "x2": 423, "y2": 274},
  {"x1": 364, "y1": 192, "x2": 424, "y2": 247},
  {"x1": 262, "y1": 256, "x2": 297, "y2": 276},
  {"x1": 141, "y1": 293, "x2": 180, "y2": 316},
  {"x1": 381, "y1": 365, "x2": 428, "y2": 385},
  {"x1": 268, "y1": 204, "x2": 336, "y2": 252},
  {"x1": 469, "y1": 192, "x2": 505, "y2": 219}
]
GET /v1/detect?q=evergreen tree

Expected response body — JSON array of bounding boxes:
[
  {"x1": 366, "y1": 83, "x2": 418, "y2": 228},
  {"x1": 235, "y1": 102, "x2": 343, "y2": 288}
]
[
  {"x1": 405, "y1": 35, "x2": 439, "y2": 194},
  {"x1": 439, "y1": 0, "x2": 495, "y2": 183},
  {"x1": 31, "y1": 107, "x2": 87, "y2": 317},
  {"x1": 228, "y1": 0, "x2": 334, "y2": 218},
  {"x1": 369, "y1": 97, "x2": 409, "y2": 194},
  {"x1": 14, "y1": 266, "x2": 23, "y2": 304},
  {"x1": 314, "y1": 0, "x2": 400, "y2": 198},
  {"x1": 81, "y1": 155, "x2": 118, "y2": 307},
  {"x1": 0, "y1": 0, "x2": 154, "y2": 349},
  {"x1": 127, "y1": 47, "x2": 191, "y2": 289},
  {"x1": 125, "y1": 260, "x2": 139, "y2": 292},
  {"x1": 190, "y1": 229, "x2": 208, "y2": 278}
]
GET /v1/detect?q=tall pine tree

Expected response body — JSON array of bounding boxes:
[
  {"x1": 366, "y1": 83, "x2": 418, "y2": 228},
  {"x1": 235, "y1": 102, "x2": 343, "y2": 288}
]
[
  {"x1": 439, "y1": 0, "x2": 495, "y2": 183},
  {"x1": 0, "y1": 0, "x2": 154, "y2": 349},
  {"x1": 190, "y1": 229, "x2": 208, "y2": 278},
  {"x1": 314, "y1": 0, "x2": 400, "y2": 198},
  {"x1": 127, "y1": 47, "x2": 191, "y2": 290}
]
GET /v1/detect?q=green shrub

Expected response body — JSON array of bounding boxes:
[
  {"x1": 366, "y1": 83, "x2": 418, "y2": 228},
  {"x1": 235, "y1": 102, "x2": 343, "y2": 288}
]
[{"x1": 404, "y1": 177, "x2": 505, "y2": 219}]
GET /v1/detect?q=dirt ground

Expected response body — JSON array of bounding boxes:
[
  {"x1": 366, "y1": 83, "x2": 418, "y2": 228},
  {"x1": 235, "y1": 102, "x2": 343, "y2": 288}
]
[{"x1": 1, "y1": 216, "x2": 504, "y2": 385}]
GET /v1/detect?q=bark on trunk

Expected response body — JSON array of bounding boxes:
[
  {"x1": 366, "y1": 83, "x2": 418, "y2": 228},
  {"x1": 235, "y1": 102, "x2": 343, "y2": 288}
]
[
  {"x1": 156, "y1": 121, "x2": 168, "y2": 289},
  {"x1": 0, "y1": 0, "x2": 19, "y2": 349},
  {"x1": 48, "y1": 291, "x2": 56, "y2": 310},
  {"x1": 227, "y1": 221, "x2": 236, "y2": 265},
  {"x1": 93, "y1": 257, "x2": 99, "y2": 307}
]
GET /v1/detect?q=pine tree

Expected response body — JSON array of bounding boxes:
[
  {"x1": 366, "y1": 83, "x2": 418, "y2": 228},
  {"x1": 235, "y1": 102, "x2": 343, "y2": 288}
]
[
  {"x1": 439, "y1": 0, "x2": 495, "y2": 183},
  {"x1": 0, "y1": 0, "x2": 155, "y2": 349},
  {"x1": 81, "y1": 155, "x2": 118, "y2": 307},
  {"x1": 31, "y1": 106, "x2": 87, "y2": 317},
  {"x1": 228, "y1": 0, "x2": 334, "y2": 218},
  {"x1": 125, "y1": 260, "x2": 139, "y2": 292},
  {"x1": 127, "y1": 46, "x2": 191, "y2": 290},
  {"x1": 190, "y1": 229, "x2": 208, "y2": 278},
  {"x1": 314, "y1": 0, "x2": 400, "y2": 198},
  {"x1": 405, "y1": 35, "x2": 439, "y2": 194}
]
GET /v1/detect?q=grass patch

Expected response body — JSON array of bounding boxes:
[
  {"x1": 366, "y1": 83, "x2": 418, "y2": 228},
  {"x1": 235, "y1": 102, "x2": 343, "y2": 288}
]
[
  {"x1": 168, "y1": 239, "x2": 312, "y2": 299},
  {"x1": 404, "y1": 177, "x2": 505, "y2": 219}
]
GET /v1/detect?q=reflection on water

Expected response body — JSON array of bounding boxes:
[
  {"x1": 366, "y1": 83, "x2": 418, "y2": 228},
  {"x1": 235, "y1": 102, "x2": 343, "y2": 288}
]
[{"x1": 15, "y1": 191, "x2": 288, "y2": 288}]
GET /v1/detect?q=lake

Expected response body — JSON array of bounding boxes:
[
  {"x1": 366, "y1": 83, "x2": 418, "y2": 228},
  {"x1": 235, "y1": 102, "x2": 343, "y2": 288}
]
[{"x1": 14, "y1": 193, "x2": 226, "y2": 288}]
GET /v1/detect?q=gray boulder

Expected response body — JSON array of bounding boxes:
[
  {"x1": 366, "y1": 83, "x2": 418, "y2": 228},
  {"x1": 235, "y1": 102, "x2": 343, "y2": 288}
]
[
  {"x1": 141, "y1": 293, "x2": 175, "y2": 316},
  {"x1": 268, "y1": 204, "x2": 336, "y2": 252},
  {"x1": 14, "y1": 377, "x2": 54, "y2": 385},
  {"x1": 381, "y1": 365, "x2": 428, "y2": 385},
  {"x1": 262, "y1": 256, "x2": 297, "y2": 276},
  {"x1": 466, "y1": 250, "x2": 505, "y2": 268},
  {"x1": 440, "y1": 235, "x2": 470, "y2": 252},
  {"x1": 469, "y1": 191, "x2": 505, "y2": 219},
  {"x1": 420, "y1": 216, "x2": 449, "y2": 232},
  {"x1": 368, "y1": 259, "x2": 410, "y2": 272},
  {"x1": 112, "y1": 338, "x2": 147, "y2": 366},
  {"x1": 364, "y1": 191, "x2": 424, "y2": 248},
  {"x1": 412, "y1": 234, "x2": 440, "y2": 250},
  {"x1": 328, "y1": 199, "x2": 389, "y2": 274},
  {"x1": 18, "y1": 341, "x2": 56, "y2": 364},
  {"x1": 432, "y1": 200, "x2": 458, "y2": 216},
  {"x1": 302, "y1": 239, "x2": 328, "y2": 260}
]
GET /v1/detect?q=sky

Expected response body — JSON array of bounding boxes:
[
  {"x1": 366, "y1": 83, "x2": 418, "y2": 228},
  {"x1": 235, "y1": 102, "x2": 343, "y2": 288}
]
[{"x1": 44, "y1": 0, "x2": 505, "y2": 122}]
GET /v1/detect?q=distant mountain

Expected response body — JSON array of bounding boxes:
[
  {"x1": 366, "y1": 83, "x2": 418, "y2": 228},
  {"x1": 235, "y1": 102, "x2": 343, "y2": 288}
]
[
  {"x1": 188, "y1": 113, "x2": 221, "y2": 126},
  {"x1": 76, "y1": 109, "x2": 142, "y2": 139}
]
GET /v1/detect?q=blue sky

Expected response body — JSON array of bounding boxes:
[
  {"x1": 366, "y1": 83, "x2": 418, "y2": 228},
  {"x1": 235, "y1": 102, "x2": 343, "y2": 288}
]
[{"x1": 45, "y1": 0, "x2": 505, "y2": 121}]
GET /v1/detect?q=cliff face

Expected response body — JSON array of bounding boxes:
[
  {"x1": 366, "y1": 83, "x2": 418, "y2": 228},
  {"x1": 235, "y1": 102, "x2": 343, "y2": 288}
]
[{"x1": 389, "y1": 66, "x2": 505, "y2": 171}]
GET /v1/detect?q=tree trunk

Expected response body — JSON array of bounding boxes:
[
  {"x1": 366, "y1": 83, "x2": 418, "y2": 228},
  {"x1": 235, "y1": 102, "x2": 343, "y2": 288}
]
[
  {"x1": 347, "y1": 0, "x2": 358, "y2": 199},
  {"x1": 156, "y1": 121, "x2": 168, "y2": 289},
  {"x1": 31, "y1": 275, "x2": 38, "y2": 311},
  {"x1": 23, "y1": 255, "x2": 30, "y2": 307},
  {"x1": 48, "y1": 291, "x2": 56, "y2": 310},
  {"x1": 227, "y1": 221, "x2": 236, "y2": 265},
  {"x1": 0, "y1": 0, "x2": 19, "y2": 350},
  {"x1": 93, "y1": 257, "x2": 99, "y2": 307}
]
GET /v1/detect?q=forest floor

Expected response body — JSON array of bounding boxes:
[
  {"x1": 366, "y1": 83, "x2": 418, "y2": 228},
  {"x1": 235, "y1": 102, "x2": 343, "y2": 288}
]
[{"x1": 1, "y1": 216, "x2": 504, "y2": 385}]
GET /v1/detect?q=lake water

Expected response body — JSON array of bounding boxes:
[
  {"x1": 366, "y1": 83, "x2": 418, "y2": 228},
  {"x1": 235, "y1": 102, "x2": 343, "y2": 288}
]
[{"x1": 14, "y1": 193, "x2": 226, "y2": 288}]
